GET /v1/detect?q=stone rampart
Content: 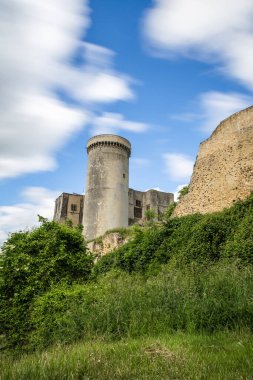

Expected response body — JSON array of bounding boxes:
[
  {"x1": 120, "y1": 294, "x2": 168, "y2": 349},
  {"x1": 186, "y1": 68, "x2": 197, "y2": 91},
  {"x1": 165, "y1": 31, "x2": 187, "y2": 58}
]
[{"x1": 174, "y1": 106, "x2": 253, "y2": 216}]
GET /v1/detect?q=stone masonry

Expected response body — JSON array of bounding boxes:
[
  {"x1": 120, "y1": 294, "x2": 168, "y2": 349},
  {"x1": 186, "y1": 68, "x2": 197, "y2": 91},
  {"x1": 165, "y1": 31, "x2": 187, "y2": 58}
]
[
  {"x1": 54, "y1": 193, "x2": 84, "y2": 226},
  {"x1": 54, "y1": 188, "x2": 174, "y2": 230},
  {"x1": 82, "y1": 135, "x2": 131, "y2": 240},
  {"x1": 174, "y1": 106, "x2": 253, "y2": 216}
]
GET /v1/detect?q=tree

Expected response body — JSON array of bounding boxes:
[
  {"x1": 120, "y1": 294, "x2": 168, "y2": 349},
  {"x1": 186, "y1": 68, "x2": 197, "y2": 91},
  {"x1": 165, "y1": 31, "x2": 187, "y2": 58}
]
[{"x1": 0, "y1": 217, "x2": 93, "y2": 347}]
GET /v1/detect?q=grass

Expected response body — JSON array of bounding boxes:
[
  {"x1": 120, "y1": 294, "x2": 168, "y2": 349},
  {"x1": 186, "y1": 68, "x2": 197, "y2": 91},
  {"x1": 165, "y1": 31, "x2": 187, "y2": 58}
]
[
  {"x1": 1, "y1": 331, "x2": 253, "y2": 379},
  {"x1": 28, "y1": 262, "x2": 253, "y2": 351}
]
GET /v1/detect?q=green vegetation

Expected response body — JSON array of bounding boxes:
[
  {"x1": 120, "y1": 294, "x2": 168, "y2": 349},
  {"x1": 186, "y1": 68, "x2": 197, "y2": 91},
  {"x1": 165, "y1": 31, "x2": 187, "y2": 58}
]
[
  {"x1": 29, "y1": 263, "x2": 253, "y2": 350},
  {"x1": 144, "y1": 208, "x2": 157, "y2": 225},
  {"x1": 0, "y1": 217, "x2": 93, "y2": 348},
  {"x1": 177, "y1": 185, "x2": 189, "y2": 200},
  {"x1": 1, "y1": 332, "x2": 253, "y2": 379},
  {"x1": 88, "y1": 226, "x2": 133, "y2": 245},
  {"x1": 0, "y1": 194, "x2": 253, "y2": 378},
  {"x1": 95, "y1": 192, "x2": 253, "y2": 275}
]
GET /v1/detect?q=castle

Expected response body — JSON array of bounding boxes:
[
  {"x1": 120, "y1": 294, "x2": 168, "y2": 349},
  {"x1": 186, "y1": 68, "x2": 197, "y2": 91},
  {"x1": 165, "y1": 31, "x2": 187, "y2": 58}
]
[
  {"x1": 54, "y1": 134, "x2": 174, "y2": 240},
  {"x1": 54, "y1": 106, "x2": 253, "y2": 241}
]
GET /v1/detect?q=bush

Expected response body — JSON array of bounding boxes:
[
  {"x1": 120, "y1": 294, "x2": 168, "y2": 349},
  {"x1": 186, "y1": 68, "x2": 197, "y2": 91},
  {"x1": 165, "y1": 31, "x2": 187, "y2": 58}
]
[
  {"x1": 0, "y1": 218, "x2": 93, "y2": 347},
  {"x1": 94, "y1": 193, "x2": 253, "y2": 275},
  {"x1": 29, "y1": 262, "x2": 253, "y2": 349}
]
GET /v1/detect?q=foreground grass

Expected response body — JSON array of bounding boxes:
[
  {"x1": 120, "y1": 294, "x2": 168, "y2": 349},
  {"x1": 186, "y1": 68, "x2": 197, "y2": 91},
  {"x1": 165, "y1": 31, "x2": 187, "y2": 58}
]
[{"x1": 1, "y1": 331, "x2": 253, "y2": 380}]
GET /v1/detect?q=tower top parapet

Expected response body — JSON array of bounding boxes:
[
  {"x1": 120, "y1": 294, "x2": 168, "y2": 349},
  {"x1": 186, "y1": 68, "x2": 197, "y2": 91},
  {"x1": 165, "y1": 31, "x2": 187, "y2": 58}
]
[{"x1": 87, "y1": 134, "x2": 131, "y2": 157}]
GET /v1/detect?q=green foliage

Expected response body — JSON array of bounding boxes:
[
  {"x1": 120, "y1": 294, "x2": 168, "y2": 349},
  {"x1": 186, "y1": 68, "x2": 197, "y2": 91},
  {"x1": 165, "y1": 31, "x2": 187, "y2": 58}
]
[
  {"x1": 144, "y1": 209, "x2": 157, "y2": 226},
  {"x1": 0, "y1": 218, "x2": 93, "y2": 348},
  {"x1": 160, "y1": 202, "x2": 176, "y2": 220},
  {"x1": 224, "y1": 212, "x2": 253, "y2": 263},
  {"x1": 93, "y1": 192, "x2": 253, "y2": 275},
  {"x1": 178, "y1": 185, "x2": 189, "y2": 200},
  {"x1": 89, "y1": 226, "x2": 131, "y2": 245},
  {"x1": 104, "y1": 227, "x2": 130, "y2": 238},
  {"x1": 28, "y1": 262, "x2": 253, "y2": 349},
  {"x1": 1, "y1": 193, "x2": 253, "y2": 352}
]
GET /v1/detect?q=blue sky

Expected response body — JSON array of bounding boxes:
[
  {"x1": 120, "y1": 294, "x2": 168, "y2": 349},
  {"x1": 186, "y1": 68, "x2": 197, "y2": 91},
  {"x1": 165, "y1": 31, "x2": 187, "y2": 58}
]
[{"x1": 1, "y1": 0, "x2": 253, "y2": 242}]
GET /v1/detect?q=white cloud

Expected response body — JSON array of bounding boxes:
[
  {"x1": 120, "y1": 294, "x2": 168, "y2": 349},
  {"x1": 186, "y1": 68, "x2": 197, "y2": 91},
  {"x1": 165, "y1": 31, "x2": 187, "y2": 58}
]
[
  {"x1": 60, "y1": 42, "x2": 134, "y2": 104},
  {"x1": 90, "y1": 112, "x2": 149, "y2": 135},
  {"x1": 199, "y1": 92, "x2": 253, "y2": 133},
  {"x1": 143, "y1": 0, "x2": 253, "y2": 89},
  {"x1": 173, "y1": 91, "x2": 253, "y2": 134},
  {"x1": 0, "y1": 1, "x2": 136, "y2": 180},
  {"x1": 0, "y1": 187, "x2": 59, "y2": 245},
  {"x1": 163, "y1": 153, "x2": 194, "y2": 182}
]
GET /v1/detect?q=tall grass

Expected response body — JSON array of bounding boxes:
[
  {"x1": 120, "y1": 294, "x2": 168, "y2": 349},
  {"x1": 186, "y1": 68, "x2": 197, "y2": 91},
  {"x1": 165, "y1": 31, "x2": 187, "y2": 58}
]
[
  {"x1": 29, "y1": 262, "x2": 253, "y2": 349},
  {"x1": 1, "y1": 332, "x2": 253, "y2": 380}
]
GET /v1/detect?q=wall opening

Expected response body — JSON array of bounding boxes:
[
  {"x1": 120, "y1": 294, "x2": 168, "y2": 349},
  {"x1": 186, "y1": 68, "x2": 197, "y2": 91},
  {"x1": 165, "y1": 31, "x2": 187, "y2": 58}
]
[
  {"x1": 71, "y1": 204, "x2": 77, "y2": 212},
  {"x1": 134, "y1": 207, "x2": 142, "y2": 218}
]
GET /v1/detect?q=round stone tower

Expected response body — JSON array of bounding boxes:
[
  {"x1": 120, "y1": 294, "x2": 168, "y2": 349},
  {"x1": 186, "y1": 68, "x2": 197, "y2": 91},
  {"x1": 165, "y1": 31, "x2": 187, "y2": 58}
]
[{"x1": 82, "y1": 134, "x2": 131, "y2": 240}]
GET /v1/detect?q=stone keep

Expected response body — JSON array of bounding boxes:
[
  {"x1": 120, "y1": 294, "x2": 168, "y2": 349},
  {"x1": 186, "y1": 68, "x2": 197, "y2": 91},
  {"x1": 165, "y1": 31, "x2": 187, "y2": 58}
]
[{"x1": 82, "y1": 134, "x2": 131, "y2": 240}]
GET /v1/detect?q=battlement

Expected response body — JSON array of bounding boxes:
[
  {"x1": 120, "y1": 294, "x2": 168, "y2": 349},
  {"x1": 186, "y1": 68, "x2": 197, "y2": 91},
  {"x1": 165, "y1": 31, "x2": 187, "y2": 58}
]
[{"x1": 87, "y1": 134, "x2": 131, "y2": 157}]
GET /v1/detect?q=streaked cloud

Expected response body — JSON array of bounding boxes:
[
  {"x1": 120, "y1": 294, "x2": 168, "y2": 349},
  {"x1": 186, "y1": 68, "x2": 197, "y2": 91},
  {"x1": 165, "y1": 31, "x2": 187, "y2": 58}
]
[
  {"x1": 60, "y1": 42, "x2": 134, "y2": 104},
  {"x1": 163, "y1": 153, "x2": 194, "y2": 182},
  {"x1": 0, "y1": 1, "x2": 136, "y2": 180},
  {"x1": 90, "y1": 112, "x2": 149, "y2": 135},
  {"x1": 0, "y1": 187, "x2": 59, "y2": 245},
  {"x1": 172, "y1": 91, "x2": 253, "y2": 134},
  {"x1": 143, "y1": 0, "x2": 253, "y2": 89},
  {"x1": 199, "y1": 92, "x2": 253, "y2": 133}
]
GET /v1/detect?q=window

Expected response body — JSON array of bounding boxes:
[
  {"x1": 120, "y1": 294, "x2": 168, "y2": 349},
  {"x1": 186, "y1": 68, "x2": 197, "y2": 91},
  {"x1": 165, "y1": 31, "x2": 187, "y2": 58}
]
[
  {"x1": 123, "y1": 173, "x2": 126, "y2": 178},
  {"x1": 146, "y1": 205, "x2": 150, "y2": 210},
  {"x1": 134, "y1": 207, "x2": 142, "y2": 219},
  {"x1": 71, "y1": 204, "x2": 77, "y2": 212},
  {"x1": 136, "y1": 200, "x2": 142, "y2": 207}
]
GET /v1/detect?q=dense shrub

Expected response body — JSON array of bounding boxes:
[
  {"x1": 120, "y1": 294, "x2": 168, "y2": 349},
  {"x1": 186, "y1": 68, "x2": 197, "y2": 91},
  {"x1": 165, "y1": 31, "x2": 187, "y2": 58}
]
[
  {"x1": 0, "y1": 218, "x2": 93, "y2": 347},
  {"x1": 29, "y1": 262, "x2": 253, "y2": 349},
  {"x1": 223, "y1": 213, "x2": 253, "y2": 263},
  {"x1": 93, "y1": 193, "x2": 253, "y2": 276}
]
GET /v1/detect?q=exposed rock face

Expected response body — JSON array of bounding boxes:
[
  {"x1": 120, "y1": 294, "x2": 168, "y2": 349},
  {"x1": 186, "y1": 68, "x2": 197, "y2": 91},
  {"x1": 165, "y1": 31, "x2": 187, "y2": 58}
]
[
  {"x1": 87, "y1": 232, "x2": 129, "y2": 260},
  {"x1": 174, "y1": 106, "x2": 253, "y2": 216}
]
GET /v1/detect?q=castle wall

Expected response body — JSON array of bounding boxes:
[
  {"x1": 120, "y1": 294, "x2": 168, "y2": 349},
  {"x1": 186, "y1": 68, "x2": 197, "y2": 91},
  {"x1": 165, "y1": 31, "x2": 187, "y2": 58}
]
[
  {"x1": 53, "y1": 193, "x2": 83, "y2": 226},
  {"x1": 143, "y1": 189, "x2": 174, "y2": 217},
  {"x1": 174, "y1": 106, "x2": 253, "y2": 216},
  {"x1": 128, "y1": 188, "x2": 174, "y2": 224},
  {"x1": 128, "y1": 189, "x2": 144, "y2": 224}
]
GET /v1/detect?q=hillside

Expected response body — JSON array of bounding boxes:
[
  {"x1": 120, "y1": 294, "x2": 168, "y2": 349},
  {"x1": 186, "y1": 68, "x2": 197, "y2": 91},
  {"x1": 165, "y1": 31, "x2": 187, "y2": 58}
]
[{"x1": 1, "y1": 194, "x2": 253, "y2": 379}]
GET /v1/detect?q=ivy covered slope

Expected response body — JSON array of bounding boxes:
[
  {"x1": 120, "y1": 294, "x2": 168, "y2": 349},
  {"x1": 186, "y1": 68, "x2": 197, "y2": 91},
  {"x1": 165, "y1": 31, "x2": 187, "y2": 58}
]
[{"x1": 95, "y1": 192, "x2": 253, "y2": 275}]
